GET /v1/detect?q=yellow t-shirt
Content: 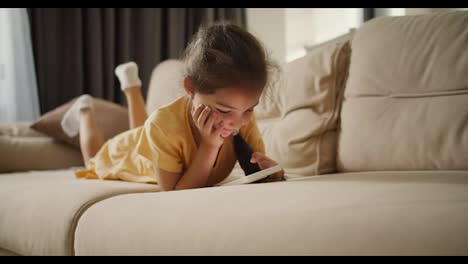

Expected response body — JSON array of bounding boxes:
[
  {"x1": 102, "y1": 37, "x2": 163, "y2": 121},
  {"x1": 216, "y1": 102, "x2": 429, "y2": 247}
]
[{"x1": 75, "y1": 95, "x2": 265, "y2": 185}]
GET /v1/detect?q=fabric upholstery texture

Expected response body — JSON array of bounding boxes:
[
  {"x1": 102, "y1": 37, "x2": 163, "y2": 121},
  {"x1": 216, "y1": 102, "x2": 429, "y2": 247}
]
[{"x1": 337, "y1": 11, "x2": 468, "y2": 171}]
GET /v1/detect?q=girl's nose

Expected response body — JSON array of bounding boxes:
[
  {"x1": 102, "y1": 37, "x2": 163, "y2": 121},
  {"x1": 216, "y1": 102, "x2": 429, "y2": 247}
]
[{"x1": 227, "y1": 115, "x2": 246, "y2": 129}]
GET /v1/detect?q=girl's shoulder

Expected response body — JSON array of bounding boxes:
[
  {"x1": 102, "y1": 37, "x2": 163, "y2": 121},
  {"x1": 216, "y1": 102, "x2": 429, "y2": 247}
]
[{"x1": 145, "y1": 96, "x2": 189, "y2": 134}]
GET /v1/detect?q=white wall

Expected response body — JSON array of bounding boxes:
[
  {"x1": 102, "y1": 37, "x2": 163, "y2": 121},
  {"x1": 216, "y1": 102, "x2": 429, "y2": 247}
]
[
  {"x1": 247, "y1": 8, "x2": 362, "y2": 64},
  {"x1": 285, "y1": 8, "x2": 362, "y2": 62},
  {"x1": 376, "y1": 8, "x2": 468, "y2": 17},
  {"x1": 375, "y1": 8, "x2": 405, "y2": 17},
  {"x1": 246, "y1": 8, "x2": 468, "y2": 65},
  {"x1": 247, "y1": 8, "x2": 286, "y2": 65}
]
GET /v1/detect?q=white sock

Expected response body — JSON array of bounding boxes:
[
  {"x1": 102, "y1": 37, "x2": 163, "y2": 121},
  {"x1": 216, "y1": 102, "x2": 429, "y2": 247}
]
[
  {"x1": 61, "y1": 94, "x2": 93, "y2": 137},
  {"x1": 115, "y1": 61, "x2": 142, "y2": 91}
]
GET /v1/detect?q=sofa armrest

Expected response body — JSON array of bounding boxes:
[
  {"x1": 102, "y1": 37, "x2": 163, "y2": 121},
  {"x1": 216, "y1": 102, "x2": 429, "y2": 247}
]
[
  {"x1": 0, "y1": 122, "x2": 84, "y2": 173},
  {"x1": 0, "y1": 122, "x2": 47, "y2": 137}
]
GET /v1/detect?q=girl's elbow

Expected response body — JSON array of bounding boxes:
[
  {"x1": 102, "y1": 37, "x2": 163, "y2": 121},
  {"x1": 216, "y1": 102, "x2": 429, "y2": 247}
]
[
  {"x1": 159, "y1": 183, "x2": 176, "y2": 192},
  {"x1": 156, "y1": 179, "x2": 177, "y2": 191}
]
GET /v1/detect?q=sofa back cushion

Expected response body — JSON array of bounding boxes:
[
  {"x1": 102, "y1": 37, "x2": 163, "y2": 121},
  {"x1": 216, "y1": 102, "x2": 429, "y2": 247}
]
[
  {"x1": 337, "y1": 11, "x2": 468, "y2": 171},
  {"x1": 146, "y1": 59, "x2": 185, "y2": 115}
]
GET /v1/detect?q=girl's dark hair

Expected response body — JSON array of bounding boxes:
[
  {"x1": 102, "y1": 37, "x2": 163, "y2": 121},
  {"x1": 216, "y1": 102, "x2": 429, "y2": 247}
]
[
  {"x1": 183, "y1": 21, "x2": 278, "y2": 177},
  {"x1": 183, "y1": 21, "x2": 276, "y2": 94}
]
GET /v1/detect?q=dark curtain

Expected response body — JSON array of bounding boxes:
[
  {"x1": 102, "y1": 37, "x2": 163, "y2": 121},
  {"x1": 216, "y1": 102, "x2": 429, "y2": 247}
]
[
  {"x1": 363, "y1": 8, "x2": 375, "y2": 22},
  {"x1": 27, "y1": 8, "x2": 246, "y2": 114}
]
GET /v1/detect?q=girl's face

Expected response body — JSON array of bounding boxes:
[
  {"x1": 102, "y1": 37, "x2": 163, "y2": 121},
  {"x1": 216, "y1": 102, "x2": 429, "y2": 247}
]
[{"x1": 189, "y1": 84, "x2": 262, "y2": 138}]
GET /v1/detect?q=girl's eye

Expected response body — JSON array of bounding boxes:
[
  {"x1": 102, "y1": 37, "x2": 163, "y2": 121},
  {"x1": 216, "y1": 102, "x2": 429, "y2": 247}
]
[
  {"x1": 215, "y1": 108, "x2": 254, "y2": 114},
  {"x1": 216, "y1": 109, "x2": 230, "y2": 114}
]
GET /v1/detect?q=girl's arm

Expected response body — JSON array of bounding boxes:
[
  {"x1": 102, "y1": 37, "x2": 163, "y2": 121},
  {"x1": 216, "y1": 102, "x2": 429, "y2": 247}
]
[
  {"x1": 156, "y1": 104, "x2": 224, "y2": 191},
  {"x1": 155, "y1": 143, "x2": 219, "y2": 191}
]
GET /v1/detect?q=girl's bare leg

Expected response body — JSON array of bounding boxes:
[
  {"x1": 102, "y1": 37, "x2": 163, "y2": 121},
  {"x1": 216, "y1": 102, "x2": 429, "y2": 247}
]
[
  {"x1": 115, "y1": 61, "x2": 148, "y2": 129},
  {"x1": 79, "y1": 108, "x2": 104, "y2": 168},
  {"x1": 124, "y1": 85, "x2": 148, "y2": 129},
  {"x1": 61, "y1": 94, "x2": 104, "y2": 168}
]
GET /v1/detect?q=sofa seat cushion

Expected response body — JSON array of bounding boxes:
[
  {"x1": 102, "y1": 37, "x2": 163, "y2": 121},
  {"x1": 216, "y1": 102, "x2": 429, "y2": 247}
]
[
  {"x1": 75, "y1": 171, "x2": 468, "y2": 255},
  {"x1": 0, "y1": 169, "x2": 159, "y2": 256}
]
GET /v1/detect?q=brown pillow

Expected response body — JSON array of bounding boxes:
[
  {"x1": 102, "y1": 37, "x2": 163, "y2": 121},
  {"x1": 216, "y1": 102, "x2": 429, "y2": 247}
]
[{"x1": 31, "y1": 97, "x2": 129, "y2": 149}]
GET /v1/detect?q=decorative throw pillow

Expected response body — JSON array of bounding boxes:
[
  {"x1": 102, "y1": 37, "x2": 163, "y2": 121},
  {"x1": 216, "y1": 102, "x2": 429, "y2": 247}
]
[
  {"x1": 254, "y1": 77, "x2": 282, "y2": 121},
  {"x1": 261, "y1": 36, "x2": 352, "y2": 178},
  {"x1": 31, "y1": 97, "x2": 129, "y2": 149}
]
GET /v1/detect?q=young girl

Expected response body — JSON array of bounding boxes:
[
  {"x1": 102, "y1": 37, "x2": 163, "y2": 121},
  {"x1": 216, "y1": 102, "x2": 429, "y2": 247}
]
[{"x1": 62, "y1": 22, "x2": 284, "y2": 191}]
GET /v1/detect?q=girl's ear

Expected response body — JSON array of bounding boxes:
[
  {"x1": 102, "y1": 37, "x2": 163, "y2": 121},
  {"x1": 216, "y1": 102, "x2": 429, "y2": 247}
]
[{"x1": 184, "y1": 78, "x2": 195, "y2": 99}]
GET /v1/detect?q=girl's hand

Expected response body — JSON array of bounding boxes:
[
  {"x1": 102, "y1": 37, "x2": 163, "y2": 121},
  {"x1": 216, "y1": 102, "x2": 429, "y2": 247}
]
[
  {"x1": 250, "y1": 152, "x2": 285, "y2": 182},
  {"x1": 192, "y1": 104, "x2": 224, "y2": 150}
]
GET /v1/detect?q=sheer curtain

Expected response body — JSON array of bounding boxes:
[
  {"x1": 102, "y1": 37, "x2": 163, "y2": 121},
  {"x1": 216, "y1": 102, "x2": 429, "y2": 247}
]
[{"x1": 0, "y1": 8, "x2": 40, "y2": 122}]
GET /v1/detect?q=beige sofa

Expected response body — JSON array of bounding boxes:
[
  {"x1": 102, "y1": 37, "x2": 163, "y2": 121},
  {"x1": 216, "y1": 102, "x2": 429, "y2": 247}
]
[{"x1": 1, "y1": 11, "x2": 468, "y2": 256}]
